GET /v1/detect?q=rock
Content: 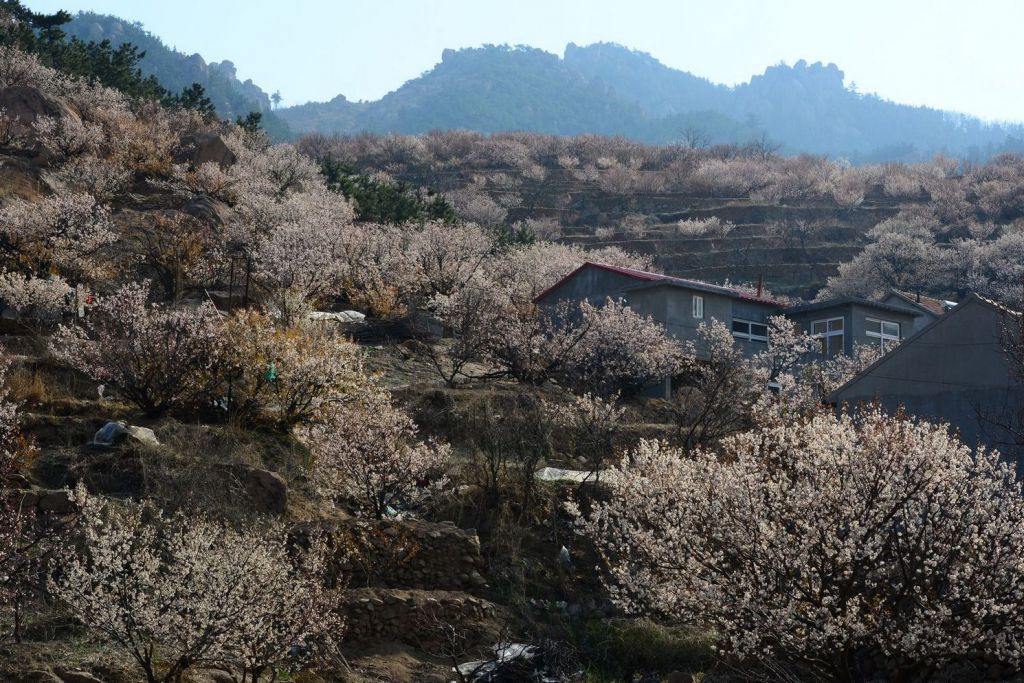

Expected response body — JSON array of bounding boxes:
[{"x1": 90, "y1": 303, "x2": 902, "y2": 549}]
[
  {"x1": 56, "y1": 671, "x2": 106, "y2": 683},
  {"x1": 19, "y1": 672, "x2": 62, "y2": 683},
  {"x1": 90, "y1": 421, "x2": 160, "y2": 448},
  {"x1": 176, "y1": 132, "x2": 236, "y2": 169},
  {"x1": 124, "y1": 425, "x2": 160, "y2": 448},
  {"x1": 0, "y1": 156, "x2": 46, "y2": 201},
  {"x1": 183, "y1": 196, "x2": 233, "y2": 225},
  {"x1": 241, "y1": 466, "x2": 288, "y2": 515},
  {"x1": 38, "y1": 489, "x2": 74, "y2": 514},
  {"x1": 0, "y1": 85, "x2": 78, "y2": 131}
]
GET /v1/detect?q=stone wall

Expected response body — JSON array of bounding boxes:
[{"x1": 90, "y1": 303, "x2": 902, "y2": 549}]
[
  {"x1": 342, "y1": 588, "x2": 503, "y2": 647},
  {"x1": 307, "y1": 519, "x2": 489, "y2": 593}
]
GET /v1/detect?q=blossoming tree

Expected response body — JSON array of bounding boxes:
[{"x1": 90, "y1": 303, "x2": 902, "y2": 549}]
[
  {"x1": 50, "y1": 488, "x2": 343, "y2": 683},
  {"x1": 574, "y1": 409, "x2": 1024, "y2": 679}
]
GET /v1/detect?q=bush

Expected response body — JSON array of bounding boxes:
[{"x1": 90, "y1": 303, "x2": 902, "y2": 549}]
[
  {"x1": 50, "y1": 487, "x2": 343, "y2": 683},
  {"x1": 50, "y1": 282, "x2": 224, "y2": 417},
  {"x1": 221, "y1": 310, "x2": 367, "y2": 428},
  {"x1": 575, "y1": 409, "x2": 1024, "y2": 679}
]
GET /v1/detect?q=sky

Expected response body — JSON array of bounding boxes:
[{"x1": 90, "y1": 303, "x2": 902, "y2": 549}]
[{"x1": 24, "y1": 0, "x2": 1024, "y2": 122}]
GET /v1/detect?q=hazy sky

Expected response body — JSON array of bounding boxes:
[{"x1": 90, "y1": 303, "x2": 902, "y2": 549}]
[{"x1": 24, "y1": 0, "x2": 1024, "y2": 121}]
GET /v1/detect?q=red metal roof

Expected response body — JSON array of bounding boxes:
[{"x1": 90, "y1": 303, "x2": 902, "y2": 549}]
[{"x1": 532, "y1": 261, "x2": 787, "y2": 307}]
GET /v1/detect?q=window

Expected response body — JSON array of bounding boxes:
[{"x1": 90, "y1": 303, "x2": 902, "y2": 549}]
[
  {"x1": 732, "y1": 318, "x2": 768, "y2": 343},
  {"x1": 811, "y1": 317, "x2": 844, "y2": 356},
  {"x1": 866, "y1": 317, "x2": 900, "y2": 351},
  {"x1": 692, "y1": 295, "x2": 704, "y2": 319}
]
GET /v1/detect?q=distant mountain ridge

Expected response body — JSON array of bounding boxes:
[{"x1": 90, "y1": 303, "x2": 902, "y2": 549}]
[
  {"x1": 280, "y1": 43, "x2": 1024, "y2": 161},
  {"x1": 62, "y1": 12, "x2": 293, "y2": 140},
  {"x1": 49, "y1": 11, "x2": 1024, "y2": 160}
]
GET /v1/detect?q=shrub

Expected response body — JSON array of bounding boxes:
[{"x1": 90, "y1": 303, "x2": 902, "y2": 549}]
[
  {"x1": 574, "y1": 409, "x2": 1024, "y2": 679},
  {"x1": 301, "y1": 392, "x2": 451, "y2": 518},
  {"x1": 221, "y1": 310, "x2": 367, "y2": 428},
  {"x1": 50, "y1": 282, "x2": 224, "y2": 416},
  {"x1": 50, "y1": 487, "x2": 343, "y2": 683}
]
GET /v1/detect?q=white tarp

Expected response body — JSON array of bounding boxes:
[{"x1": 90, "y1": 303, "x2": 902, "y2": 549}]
[{"x1": 534, "y1": 467, "x2": 618, "y2": 484}]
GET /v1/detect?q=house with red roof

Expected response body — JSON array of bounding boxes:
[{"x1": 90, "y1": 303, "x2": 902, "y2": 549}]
[{"x1": 534, "y1": 262, "x2": 925, "y2": 359}]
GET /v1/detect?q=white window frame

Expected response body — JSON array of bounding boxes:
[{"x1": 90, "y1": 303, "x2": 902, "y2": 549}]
[
  {"x1": 865, "y1": 317, "x2": 900, "y2": 351},
  {"x1": 732, "y1": 318, "x2": 769, "y2": 343},
  {"x1": 811, "y1": 316, "x2": 845, "y2": 355},
  {"x1": 692, "y1": 295, "x2": 704, "y2": 319}
]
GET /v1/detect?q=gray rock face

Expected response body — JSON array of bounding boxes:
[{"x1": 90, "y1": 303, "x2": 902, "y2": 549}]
[
  {"x1": 183, "y1": 196, "x2": 233, "y2": 225},
  {"x1": 240, "y1": 466, "x2": 288, "y2": 515},
  {"x1": 0, "y1": 85, "x2": 78, "y2": 129},
  {"x1": 176, "y1": 132, "x2": 236, "y2": 169}
]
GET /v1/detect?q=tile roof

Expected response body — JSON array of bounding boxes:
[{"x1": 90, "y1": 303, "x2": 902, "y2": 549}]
[{"x1": 886, "y1": 290, "x2": 954, "y2": 317}]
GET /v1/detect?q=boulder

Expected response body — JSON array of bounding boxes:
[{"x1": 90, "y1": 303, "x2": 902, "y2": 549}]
[
  {"x1": 18, "y1": 672, "x2": 62, "y2": 683},
  {"x1": 183, "y1": 196, "x2": 233, "y2": 225},
  {"x1": 37, "y1": 489, "x2": 74, "y2": 514},
  {"x1": 55, "y1": 671, "x2": 106, "y2": 683},
  {"x1": 176, "y1": 132, "x2": 236, "y2": 169},
  {"x1": 0, "y1": 85, "x2": 78, "y2": 131},
  {"x1": 90, "y1": 421, "x2": 160, "y2": 448},
  {"x1": 0, "y1": 156, "x2": 46, "y2": 201},
  {"x1": 240, "y1": 466, "x2": 288, "y2": 515}
]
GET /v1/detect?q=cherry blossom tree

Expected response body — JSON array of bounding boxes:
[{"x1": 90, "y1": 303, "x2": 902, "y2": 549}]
[
  {"x1": 301, "y1": 392, "x2": 450, "y2": 518},
  {"x1": 0, "y1": 351, "x2": 58, "y2": 642},
  {"x1": 424, "y1": 275, "x2": 505, "y2": 386},
  {"x1": 121, "y1": 211, "x2": 227, "y2": 302},
  {"x1": 49, "y1": 282, "x2": 225, "y2": 417},
  {"x1": 50, "y1": 488, "x2": 343, "y2": 683},
  {"x1": 574, "y1": 409, "x2": 1024, "y2": 680},
  {"x1": 0, "y1": 271, "x2": 73, "y2": 320},
  {"x1": 404, "y1": 221, "x2": 493, "y2": 299},
  {"x1": 824, "y1": 232, "x2": 939, "y2": 299},
  {"x1": 671, "y1": 320, "x2": 763, "y2": 450},
  {"x1": 221, "y1": 310, "x2": 367, "y2": 428},
  {"x1": 546, "y1": 392, "x2": 624, "y2": 482},
  {"x1": 560, "y1": 298, "x2": 683, "y2": 397},
  {"x1": 0, "y1": 193, "x2": 115, "y2": 282},
  {"x1": 252, "y1": 219, "x2": 350, "y2": 323}
]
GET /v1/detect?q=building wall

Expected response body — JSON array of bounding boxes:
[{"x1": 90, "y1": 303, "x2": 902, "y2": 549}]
[
  {"x1": 831, "y1": 299, "x2": 1023, "y2": 463},
  {"x1": 626, "y1": 285, "x2": 777, "y2": 358},
  {"x1": 788, "y1": 305, "x2": 919, "y2": 355},
  {"x1": 880, "y1": 294, "x2": 939, "y2": 334},
  {"x1": 535, "y1": 266, "x2": 647, "y2": 307}
]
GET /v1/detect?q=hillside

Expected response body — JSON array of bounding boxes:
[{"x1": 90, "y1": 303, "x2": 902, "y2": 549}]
[
  {"x1": 62, "y1": 11, "x2": 293, "y2": 140},
  {"x1": 281, "y1": 42, "x2": 1024, "y2": 160}
]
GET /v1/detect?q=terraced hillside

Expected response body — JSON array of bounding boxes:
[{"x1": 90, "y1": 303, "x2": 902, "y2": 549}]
[{"x1": 533, "y1": 190, "x2": 911, "y2": 299}]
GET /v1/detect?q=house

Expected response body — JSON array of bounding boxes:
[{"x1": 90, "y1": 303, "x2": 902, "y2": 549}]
[
  {"x1": 534, "y1": 262, "x2": 785, "y2": 358},
  {"x1": 829, "y1": 295, "x2": 1024, "y2": 462},
  {"x1": 784, "y1": 298, "x2": 922, "y2": 356},
  {"x1": 534, "y1": 261, "x2": 927, "y2": 358},
  {"x1": 879, "y1": 290, "x2": 956, "y2": 334}
]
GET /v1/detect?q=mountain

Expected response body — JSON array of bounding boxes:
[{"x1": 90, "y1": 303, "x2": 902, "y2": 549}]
[
  {"x1": 280, "y1": 43, "x2": 1024, "y2": 161},
  {"x1": 62, "y1": 12, "x2": 293, "y2": 140}
]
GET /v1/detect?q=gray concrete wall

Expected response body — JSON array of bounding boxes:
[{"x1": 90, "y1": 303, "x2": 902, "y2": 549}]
[
  {"x1": 832, "y1": 298, "x2": 1024, "y2": 463},
  {"x1": 788, "y1": 304, "x2": 919, "y2": 355},
  {"x1": 880, "y1": 294, "x2": 939, "y2": 334},
  {"x1": 536, "y1": 265, "x2": 646, "y2": 307}
]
